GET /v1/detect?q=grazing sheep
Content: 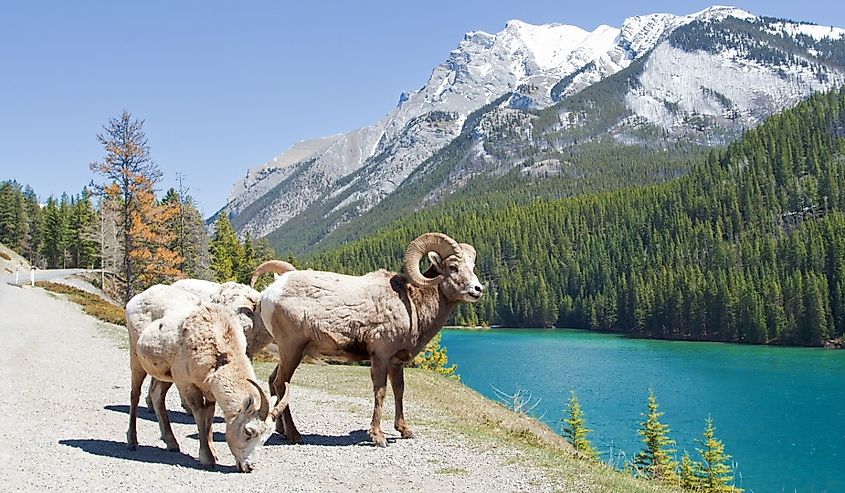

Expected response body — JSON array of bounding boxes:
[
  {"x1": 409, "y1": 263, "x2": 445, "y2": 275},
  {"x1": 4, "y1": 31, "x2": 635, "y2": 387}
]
[
  {"x1": 148, "y1": 279, "x2": 278, "y2": 414},
  {"x1": 257, "y1": 232, "x2": 483, "y2": 447},
  {"x1": 125, "y1": 284, "x2": 289, "y2": 472},
  {"x1": 171, "y1": 278, "x2": 293, "y2": 358}
]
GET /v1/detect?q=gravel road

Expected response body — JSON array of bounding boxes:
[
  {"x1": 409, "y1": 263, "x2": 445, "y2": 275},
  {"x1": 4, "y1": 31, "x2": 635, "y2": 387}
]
[{"x1": 0, "y1": 282, "x2": 555, "y2": 492}]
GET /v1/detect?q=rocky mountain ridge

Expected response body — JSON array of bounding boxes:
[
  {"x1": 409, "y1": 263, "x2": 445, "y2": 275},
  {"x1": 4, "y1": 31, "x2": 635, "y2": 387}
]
[{"x1": 220, "y1": 6, "x2": 845, "y2": 251}]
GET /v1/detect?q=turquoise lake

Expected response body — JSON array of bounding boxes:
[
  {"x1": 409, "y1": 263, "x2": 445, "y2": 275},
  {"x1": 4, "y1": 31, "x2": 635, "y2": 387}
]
[{"x1": 441, "y1": 328, "x2": 845, "y2": 493}]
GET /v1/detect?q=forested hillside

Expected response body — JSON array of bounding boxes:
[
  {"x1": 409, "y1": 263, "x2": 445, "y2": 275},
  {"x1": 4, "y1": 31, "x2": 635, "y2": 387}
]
[{"x1": 306, "y1": 87, "x2": 845, "y2": 346}]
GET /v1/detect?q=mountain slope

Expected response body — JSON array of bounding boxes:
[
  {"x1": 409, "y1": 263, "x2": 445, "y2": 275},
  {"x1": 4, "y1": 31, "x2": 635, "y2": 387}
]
[
  {"x1": 307, "y1": 87, "x2": 845, "y2": 346},
  {"x1": 221, "y1": 6, "x2": 845, "y2": 257}
]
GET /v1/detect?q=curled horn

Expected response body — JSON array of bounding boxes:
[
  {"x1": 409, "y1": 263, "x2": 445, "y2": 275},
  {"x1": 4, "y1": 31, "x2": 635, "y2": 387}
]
[
  {"x1": 459, "y1": 243, "x2": 476, "y2": 265},
  {"x1": 250, "y1": 260, "x2": 296, "y2": 287},
  {"x1": 247, "y1": 379, "x2": 270, "y2": 420},
  {"x1": 269, "y1": 382, "x2": 291, "y2": 421},
  {"x1": 402, "y1": 233, "x2": 461, "y2": 287}
]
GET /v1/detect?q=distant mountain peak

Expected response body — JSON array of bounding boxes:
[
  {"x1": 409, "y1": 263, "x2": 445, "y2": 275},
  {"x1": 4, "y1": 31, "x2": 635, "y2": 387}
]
[
  {"x1": 221, "y1": 5, "x2": 845, "y2": 252},
  {"x1": 691, "y1": 5, "x2": 755, "y2": 22}
]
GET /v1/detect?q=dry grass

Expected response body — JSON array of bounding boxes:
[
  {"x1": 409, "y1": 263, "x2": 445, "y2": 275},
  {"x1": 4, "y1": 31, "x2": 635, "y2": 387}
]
[
  {"x1": 0, "y1": 251, "x2": 11, "y2": 261},
  {"x1": 36, "y1": 281, "x2": 125, "y2": 325}
]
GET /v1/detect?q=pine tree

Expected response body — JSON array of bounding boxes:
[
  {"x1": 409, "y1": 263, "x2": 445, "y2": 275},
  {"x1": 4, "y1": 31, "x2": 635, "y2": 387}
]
[
  {"x1": 679, "y1": 451, "x2": 701, "y2": 491},
  {"x1": 67, "y1": 188, "x2": 98, "y2": 268},
  {"x1": 562, "y1": 391, "x2": 598, "y2": 460},
  {"x1": 238, "y1": 231, "x2": 256, "y2": 284},
  {"x1": 410, "y1": 333, "x2": 458, "y2": 380},
  {"x1": 695, "y1": 417, "x2": 742, "y2": 493},
  {"x1": 40, "y1": 196, "x2": 68, "y2": 268},
  {"x1": 634, "y1": 389, "x2": 679, "y2": 484},
  {"x1": 22, "y1": 185, "x2": 42, "y2": 265},
  {"x1": 0, "y1": 181, "x2": 25, "y2": 250},
  {"x1": 162, "y1": 178, "x2": 209, "y2": 279},
  {"x1": 209, "y1": 215, "x2": 241, "y2": 282}
]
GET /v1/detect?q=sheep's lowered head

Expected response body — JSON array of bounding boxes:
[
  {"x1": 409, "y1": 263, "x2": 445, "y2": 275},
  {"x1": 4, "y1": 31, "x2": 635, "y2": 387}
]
[
  {"x1": 228, "y1": 380, "x2": 289, "y2": 473},
  {"x1": 403, "y1": 232, "x2": 484, "y2": 303}
]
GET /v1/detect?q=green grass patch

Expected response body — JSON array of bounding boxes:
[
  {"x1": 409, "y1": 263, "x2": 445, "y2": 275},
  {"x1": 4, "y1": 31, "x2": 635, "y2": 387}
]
[
  {"x1": 436, "y1": 467, "x2": 469, "y2": 476},
  {"x1": 36, "y1": 281, "x2": 125, "y2": 325}
]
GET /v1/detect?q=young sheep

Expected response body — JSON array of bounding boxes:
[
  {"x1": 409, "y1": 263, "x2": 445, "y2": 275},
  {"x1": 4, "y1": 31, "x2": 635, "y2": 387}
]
[
  {"x1": 256, "y1": 232, "x2": 483, "y2": 447},
  {"x1": 125, "y1": 285, "x2": 289, "y2": 472},
  {"x1": 172, "y1": 275, "x2": 294, "y2": 358},
  {"x1": 150, "y1": 277, "x2": 296, "y2": 414}
]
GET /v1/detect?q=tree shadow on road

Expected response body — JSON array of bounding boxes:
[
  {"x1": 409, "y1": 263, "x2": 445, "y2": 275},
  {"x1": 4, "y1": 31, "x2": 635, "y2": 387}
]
[
  {"x1": 58, "y1": 439, "x2": 238, "y2": 473},
  {"x1": 104, "y1": 404, "x2": 223, "y2": 424}
]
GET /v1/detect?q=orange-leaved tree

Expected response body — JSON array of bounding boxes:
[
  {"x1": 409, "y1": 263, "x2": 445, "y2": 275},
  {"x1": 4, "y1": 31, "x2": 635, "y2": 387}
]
[{"x1": 90, "y1": 111, "x2": 182, "y2": 301}]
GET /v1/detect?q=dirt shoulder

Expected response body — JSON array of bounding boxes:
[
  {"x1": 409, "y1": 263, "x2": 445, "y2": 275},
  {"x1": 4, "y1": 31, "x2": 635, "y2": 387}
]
[{"x1": 0, "y1": 282, "x2": 674, "y2": 492}]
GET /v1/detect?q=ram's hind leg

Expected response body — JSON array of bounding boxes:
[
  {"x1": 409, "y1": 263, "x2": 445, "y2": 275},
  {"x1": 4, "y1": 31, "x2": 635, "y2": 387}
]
[
  {"x1": 150, "y1": 379, "x2": 179, "y2": 451},
  {"x1": 127, "y1": 350, "x2": 147, "y2": 451},
  {"x1": 388, "y1": 362, "x2": 415, "y2": 439}
]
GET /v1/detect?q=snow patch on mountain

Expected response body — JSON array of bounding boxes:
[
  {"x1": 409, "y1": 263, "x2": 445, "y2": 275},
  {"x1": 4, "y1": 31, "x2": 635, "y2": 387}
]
[
  {"x1": 626, "y1": 43, "x2": 844, "y2": 133},
  {"x1": 765, "y1": 21, "x2": 845, "y2": 41}
]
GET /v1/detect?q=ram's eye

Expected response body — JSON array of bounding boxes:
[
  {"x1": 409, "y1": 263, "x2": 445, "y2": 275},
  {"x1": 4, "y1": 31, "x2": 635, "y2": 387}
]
[{"x1": 449, "y1": 265, "x2": 458, "y2": 273}]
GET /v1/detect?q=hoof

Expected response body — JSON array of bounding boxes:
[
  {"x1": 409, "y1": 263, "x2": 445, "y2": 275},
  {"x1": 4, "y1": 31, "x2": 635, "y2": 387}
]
[
  {"x1": 165, "y1": 443, "x2": 180, "y2": 452},
  {"x1": 369, "y1": 430, "x2": 388, "y2": 448},
  {"x1": 127, "y1": 432, "x2": 138, "y2": 451},
  {"x1": 238, "y1": 460, "x2": 255, "y2": 473},
  {"x1": 400, "y1": 429, "x2": 416, "y2": 439},
  {"x1": 286, "y1": 432, "x2": 303, "y2": 444}
]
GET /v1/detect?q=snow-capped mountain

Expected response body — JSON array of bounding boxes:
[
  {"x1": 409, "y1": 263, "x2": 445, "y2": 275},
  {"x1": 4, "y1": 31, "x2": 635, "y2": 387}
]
[{"x1": 221, "y1": 6, "x2": 845, "y2": 247}]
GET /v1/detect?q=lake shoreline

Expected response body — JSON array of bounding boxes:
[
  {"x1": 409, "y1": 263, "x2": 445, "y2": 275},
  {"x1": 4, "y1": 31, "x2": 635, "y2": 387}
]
[{"x1": 445, "y1": 324, "x2": 845, "y2": 349}]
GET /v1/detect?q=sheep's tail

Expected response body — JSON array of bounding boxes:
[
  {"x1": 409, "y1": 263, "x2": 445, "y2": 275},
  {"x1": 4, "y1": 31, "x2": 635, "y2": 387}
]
[{"x1": 251, "y1": 260, "x2": 296, "y2": 287}]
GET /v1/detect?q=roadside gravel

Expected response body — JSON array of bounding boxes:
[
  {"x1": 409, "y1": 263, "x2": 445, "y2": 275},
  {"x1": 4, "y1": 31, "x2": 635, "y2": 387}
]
[{"x1": 0, "y1": 283, "x2": 557, "y2": 492}]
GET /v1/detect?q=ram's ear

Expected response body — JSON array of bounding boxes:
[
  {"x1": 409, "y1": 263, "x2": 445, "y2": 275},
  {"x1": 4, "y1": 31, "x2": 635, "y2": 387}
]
[
  {"x1": 427, "y1": 252, "x2": 443, "y2": 273},
  {"x1": 241, "y1": 393, "x2": 256, "y2": 414}
]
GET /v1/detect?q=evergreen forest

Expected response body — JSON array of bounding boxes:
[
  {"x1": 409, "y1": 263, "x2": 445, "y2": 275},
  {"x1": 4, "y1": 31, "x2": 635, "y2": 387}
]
[{"x1": 306, "y1": 87, "x2": 845, "y2": 346}]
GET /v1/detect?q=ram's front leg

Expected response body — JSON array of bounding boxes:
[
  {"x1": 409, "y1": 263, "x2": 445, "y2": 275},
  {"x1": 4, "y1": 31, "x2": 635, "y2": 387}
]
[
  {"x1": 368, "y1": 356, "x2": 389, "y2": 448},
  {"x1": 182, "y1": 385, "x2": 216, "y2": 468},
  {"x1": 388, "y1": 362, "x2": 415, "y2": 439}
]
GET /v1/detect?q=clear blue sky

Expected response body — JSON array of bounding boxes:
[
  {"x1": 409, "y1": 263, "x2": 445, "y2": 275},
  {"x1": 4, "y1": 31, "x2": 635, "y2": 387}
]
[{"x1": 1, "y1": 1, "x2": 841, "y2": 215}]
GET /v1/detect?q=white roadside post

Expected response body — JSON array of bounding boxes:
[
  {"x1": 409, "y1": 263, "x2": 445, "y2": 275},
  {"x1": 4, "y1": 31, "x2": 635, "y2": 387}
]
[
  {"x1": 15, "y1": 266, "x2": 19, "y2": 284},
  {"x1": 30, "y1": 266, "x2": 35, "y2": 287}
]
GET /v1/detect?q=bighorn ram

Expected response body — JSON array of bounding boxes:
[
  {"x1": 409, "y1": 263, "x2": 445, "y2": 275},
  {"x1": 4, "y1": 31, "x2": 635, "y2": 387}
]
[
  {"x1": 256, "y1": 232, "x2": 483, "y2": 447},
  {"x1": 125, "y1": 284, "x2": 290, "y2": 472}
]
